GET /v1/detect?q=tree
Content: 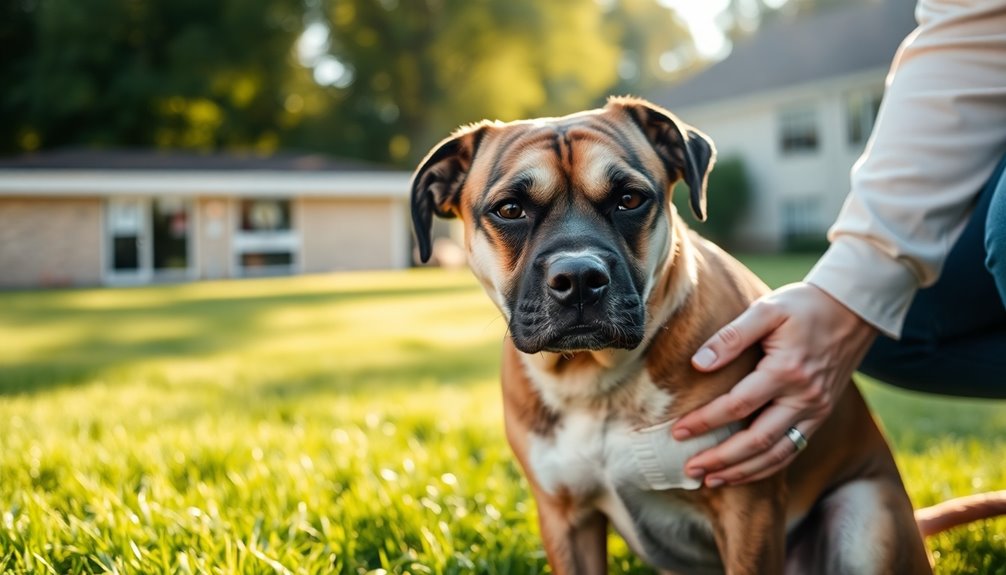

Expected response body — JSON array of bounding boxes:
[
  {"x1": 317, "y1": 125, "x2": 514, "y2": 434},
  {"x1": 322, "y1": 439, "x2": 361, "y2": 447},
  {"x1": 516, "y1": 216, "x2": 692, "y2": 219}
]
[
  {"x1": 293, "y1": 0, "x2": 695, "y2": 165},
  {"x1": 0, "y1": 0, "x2": 39, "y2": 154},
  {"x1": 1, "y1": 0, "x2": 303, "y2": 154},
  {"x1": 0, "y1": 0, "x2": 696, "y2": 165}
]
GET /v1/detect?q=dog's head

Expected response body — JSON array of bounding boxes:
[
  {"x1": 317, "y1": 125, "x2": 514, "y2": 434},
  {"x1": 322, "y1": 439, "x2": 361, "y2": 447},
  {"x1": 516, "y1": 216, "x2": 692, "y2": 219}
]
[{"x1": 411, "y1": 96, "x2": 715, "y2": 355}]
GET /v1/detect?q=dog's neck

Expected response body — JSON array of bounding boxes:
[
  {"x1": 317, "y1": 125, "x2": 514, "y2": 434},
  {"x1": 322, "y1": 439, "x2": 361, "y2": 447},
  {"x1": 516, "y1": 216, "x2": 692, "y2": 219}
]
[{"x1": 515, "y1": 219, "x2": 698, "y2": 413}]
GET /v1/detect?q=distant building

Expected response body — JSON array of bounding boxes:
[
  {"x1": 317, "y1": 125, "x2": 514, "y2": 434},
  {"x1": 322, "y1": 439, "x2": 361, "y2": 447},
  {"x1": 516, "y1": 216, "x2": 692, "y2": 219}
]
[
  {"x1": 0, "y1": 150, "x2": 412, "y2": 288},
  {"x1": 650, "y1": 0, "x2": 917, "y2": 250}
]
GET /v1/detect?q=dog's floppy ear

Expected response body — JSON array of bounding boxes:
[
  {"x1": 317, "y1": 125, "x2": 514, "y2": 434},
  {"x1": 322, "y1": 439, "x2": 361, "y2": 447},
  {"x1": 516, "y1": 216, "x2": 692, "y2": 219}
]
[
  {"x1": 410, "y1": 123, "x2": 489, "y2": 263},
  {"x1": 608, "y1": 96, "x2": 716, "y2": 221}
]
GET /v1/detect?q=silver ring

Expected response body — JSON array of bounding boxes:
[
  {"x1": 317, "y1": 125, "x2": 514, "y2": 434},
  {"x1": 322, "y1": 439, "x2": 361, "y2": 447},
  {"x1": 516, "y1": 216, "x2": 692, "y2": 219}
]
[{"x1": 786, "y1": 426, "x2": 808, "y2": 453}]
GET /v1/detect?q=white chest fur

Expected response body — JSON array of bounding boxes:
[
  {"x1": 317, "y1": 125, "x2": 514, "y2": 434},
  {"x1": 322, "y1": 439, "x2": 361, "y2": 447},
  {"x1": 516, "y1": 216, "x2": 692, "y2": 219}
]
[
  {"x1": 530, "y1": 411, "x2": 650, "y2": 498},
  {"x1": 526, "y1": 394, "x2": 734, "y2": 566},
  {"x1": 528, "y1": 409, "x2": 732, "y2": 498}
]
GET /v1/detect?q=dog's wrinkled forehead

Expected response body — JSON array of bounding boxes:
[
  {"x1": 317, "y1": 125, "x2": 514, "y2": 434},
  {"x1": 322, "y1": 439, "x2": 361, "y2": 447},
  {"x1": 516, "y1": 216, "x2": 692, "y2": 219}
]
[
  {"x1": 464, "y1": 110, "x2": 670, "y2": 211},
  {"x1": 409, "y1": 97, "x2": 714, "y2": 265}
]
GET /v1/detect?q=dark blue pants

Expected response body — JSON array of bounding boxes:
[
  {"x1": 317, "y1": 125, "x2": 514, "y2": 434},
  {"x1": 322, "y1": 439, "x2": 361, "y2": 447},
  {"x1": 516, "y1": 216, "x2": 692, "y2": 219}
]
[{"x1": 859, "y1": 155, "x2": 1006, "y2": 398}]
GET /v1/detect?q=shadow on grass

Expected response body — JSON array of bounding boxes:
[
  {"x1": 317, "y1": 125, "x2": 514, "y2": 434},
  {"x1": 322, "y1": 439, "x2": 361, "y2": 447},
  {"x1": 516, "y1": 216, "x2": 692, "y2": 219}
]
[
  {"x1": 858, "y1": 376, "x2": 1006, "y2": 454},
  {"x1": 0, "y1": 284, "x2": 477, "y2": 396},
  {"x1": 254, "y1": 338, "x2": 505, "y2": 400}
]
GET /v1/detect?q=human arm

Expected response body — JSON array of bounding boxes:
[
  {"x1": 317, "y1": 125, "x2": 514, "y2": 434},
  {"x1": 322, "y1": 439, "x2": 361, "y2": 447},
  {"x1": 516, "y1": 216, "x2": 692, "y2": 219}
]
[{"x1": 672, "y1": 0, "x2": 1006, "y2": 486}]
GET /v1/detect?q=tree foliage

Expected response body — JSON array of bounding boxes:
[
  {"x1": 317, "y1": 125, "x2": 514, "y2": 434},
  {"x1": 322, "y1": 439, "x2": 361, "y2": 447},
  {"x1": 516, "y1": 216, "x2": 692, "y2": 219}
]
[
  {"x1": 1, "y1": 0, "x2": 304, "y2": 155},
  {"x1": 0, "y1": 0, "x2": 697, "y2": 165}
]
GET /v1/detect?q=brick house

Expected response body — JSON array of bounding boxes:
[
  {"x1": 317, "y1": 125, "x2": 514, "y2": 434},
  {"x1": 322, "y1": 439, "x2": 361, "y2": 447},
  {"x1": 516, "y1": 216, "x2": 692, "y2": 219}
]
[{"x1": 0, "y1": 150, "x2": 413, "y2": 288}]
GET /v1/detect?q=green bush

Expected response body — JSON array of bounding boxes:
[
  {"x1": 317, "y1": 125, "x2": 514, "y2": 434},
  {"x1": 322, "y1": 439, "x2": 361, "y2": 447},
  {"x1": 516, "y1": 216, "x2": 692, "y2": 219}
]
[
  {"x1": 673, "y1": 155, "x2": 751, "y2": 248},
  {"x1": 784, "y1": 232, "x2": 831, "y2": 254}
]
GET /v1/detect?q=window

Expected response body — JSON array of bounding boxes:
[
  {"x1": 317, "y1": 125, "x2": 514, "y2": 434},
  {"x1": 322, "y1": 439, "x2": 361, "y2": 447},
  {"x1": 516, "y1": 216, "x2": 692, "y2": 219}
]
[
  {"x1": 782, "y1": 196, "x2": 823, "y2": 239},
  {"x1": 108, "y1": 199, "x2": 144, "y2": 272},
  {"x1": 778, "y1": 105, "x2": 819, "y2": 154},
  {"x1": 241, "y1": 252, "x2": 294, "y2": 268},
  {"x1": 846, "y1": 88, "x2": 883, "y2": 147},
  {"x1": 240, "y1": 199, "x2": 291, "y2": 232},
  {"x1": 233, "y1": 198, "x2": 298, "y2": 276},
  {"x1": 105, "y1": 198, "x2": 193, "y2": 283},
  {"x1": 151, "y1": 197, "x2": 190, "y2": 270}
]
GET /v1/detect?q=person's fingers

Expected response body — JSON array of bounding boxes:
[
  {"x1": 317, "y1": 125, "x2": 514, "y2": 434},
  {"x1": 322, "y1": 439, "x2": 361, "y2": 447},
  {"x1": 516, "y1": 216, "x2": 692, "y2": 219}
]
[
  {"x1": 703, "y1": 420, "x2": 817, "y2": 487},
  {"x1": 691, "y1": 301, "x2": 784, "y2": 372},
  {"x1": 682, "y1": 403, "x2": 798, "y2": 478},
  {"x1": 672, "y1": 370, "x2": 780, "y2": 439}
]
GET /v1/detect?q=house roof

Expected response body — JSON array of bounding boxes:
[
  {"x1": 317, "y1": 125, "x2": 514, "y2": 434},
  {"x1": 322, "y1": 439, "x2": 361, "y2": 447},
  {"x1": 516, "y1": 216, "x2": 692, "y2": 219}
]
[
  {"x1": 650, "y1": 0, "x2": 918, "y2": 109},
  {"x1": 0, "y1": 149, "x2": 412, "y2": 199},
  {"x1": 0, "y1": 148, "x2": 395, "y2": 172}
]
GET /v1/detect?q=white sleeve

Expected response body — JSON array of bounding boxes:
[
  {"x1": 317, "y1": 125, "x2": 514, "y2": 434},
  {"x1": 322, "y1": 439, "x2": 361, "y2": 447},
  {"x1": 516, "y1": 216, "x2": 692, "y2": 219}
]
[{"x1": 805, "y1": 0, "x2": 1006, "y2": 338}]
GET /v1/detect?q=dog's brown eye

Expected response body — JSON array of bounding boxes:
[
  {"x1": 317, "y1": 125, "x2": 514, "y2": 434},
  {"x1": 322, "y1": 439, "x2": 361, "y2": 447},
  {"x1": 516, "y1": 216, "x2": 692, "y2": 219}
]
[
  {"x1": 495, "y1": 202, "x2": 526, "y2": 220},
  {"x1": 618, "y1": 192, "x2": 644, "y2": 211}
]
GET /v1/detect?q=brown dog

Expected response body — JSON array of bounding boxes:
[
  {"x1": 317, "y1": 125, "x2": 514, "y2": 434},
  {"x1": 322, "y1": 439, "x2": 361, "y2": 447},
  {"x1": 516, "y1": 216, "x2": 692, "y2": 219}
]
[{"x1": 410, "y1": 96, "x2": 1006, "y2": 574}]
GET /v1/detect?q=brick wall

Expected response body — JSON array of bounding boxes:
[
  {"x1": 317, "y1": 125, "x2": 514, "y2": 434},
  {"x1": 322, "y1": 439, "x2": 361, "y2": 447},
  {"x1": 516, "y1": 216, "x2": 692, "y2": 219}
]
[{"x1": 0, "y1": 197, "x2": 103, "y2": 288}]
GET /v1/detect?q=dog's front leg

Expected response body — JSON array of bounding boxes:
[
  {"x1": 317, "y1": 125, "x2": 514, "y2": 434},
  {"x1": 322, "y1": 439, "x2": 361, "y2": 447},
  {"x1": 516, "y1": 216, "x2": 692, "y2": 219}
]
[
  {"x1": 500, "y1": 346, "x2": 608, "y2": 573},
  {"x1": 710, "y1": 481, "x2": 786, "y2": 575},
  {"x1": 531, "y1": 484, "x2": 608, "y2": 575}
]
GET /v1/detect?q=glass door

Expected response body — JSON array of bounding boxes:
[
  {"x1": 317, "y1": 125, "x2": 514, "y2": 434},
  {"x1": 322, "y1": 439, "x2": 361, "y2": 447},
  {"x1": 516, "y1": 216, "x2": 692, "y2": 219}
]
[
  {"x1": 105, "y1": 197, "x2": 193, "y2": 284},
  {"x1": 151, "y1": 197, "x2": 191, "y2": 279},
  {"x1": 106, "y1": 198, "x2": 151, "y2": 284}
]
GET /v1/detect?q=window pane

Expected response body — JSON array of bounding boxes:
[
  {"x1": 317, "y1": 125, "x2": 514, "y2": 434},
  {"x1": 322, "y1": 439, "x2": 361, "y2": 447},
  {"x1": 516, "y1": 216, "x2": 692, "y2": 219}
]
[
  {"x1": 782, "y1": 197, "x2": 822, "y2": 237},
  {"x1": 240, "y1": 199, "x2": 291, "y2": 231},
  {"x1": 847, "y1": 96, "x2": 865, "y2": 145},
  {"x1": 779, "y1": 106, "x2": 819, "y2": 154},
  {"x1": 240, "y1": 252, "x2": 294, "y2": 267},
  {"x1": 113, "y1": 236, "x2": 140, "y2": 271},
  {"x1": 846, "y1": 88, "x2": 884, "y2": 146},
  {"x1": 152, "y1": 198, "x2": 189, "y2": 270}
]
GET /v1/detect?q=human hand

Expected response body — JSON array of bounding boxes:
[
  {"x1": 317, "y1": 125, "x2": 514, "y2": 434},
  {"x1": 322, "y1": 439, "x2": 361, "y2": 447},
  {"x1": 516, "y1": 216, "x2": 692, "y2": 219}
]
[{"x1": 672, "y1": 282, "x2": 878, "y2": 487}]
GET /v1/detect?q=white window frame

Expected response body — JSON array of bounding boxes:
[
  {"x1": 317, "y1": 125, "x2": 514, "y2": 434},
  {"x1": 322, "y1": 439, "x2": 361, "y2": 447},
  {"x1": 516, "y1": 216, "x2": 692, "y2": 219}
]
[
  {"x1": 845, "y1": 87, "x2": 884, "y2": 147},
  {"x1": 231, "y1": 197, "x2": 300, "y2": 277},
  {"x1": 778, "y1": 104, "x2": 820, "y2": 156},
  {"x1": 104, "y1": 197, "x2": 153, "y2": 285},
  {"x1": 781, "y1": 196, "x2": 824, "y2": 239}
]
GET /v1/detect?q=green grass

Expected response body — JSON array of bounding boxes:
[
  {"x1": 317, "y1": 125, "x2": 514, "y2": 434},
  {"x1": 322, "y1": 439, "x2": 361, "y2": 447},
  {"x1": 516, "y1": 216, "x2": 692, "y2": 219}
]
[{"x1": 0, "y1": 255, "x2": 1003, "y2": 574}]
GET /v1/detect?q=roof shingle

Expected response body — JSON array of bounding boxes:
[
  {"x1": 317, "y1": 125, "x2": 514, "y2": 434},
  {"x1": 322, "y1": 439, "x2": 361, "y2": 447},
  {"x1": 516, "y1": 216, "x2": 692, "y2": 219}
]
[
  {"x1": 0, "y1": 148, "x2": 395, "y2": 172},
  {"x1": 650, "y1": 0, "x2": 918, "y2": 109}
]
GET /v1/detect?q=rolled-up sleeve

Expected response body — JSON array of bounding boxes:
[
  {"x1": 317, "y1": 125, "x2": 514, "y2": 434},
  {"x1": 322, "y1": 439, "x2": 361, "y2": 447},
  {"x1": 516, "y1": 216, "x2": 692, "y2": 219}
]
[{"x1": 805, "y1": 0, "x2": 1006, "y2": 338}]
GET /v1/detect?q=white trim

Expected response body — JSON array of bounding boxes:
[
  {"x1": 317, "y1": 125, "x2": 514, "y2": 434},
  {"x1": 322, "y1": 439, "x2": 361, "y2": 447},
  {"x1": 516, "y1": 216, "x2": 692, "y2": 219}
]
[
  {"x1": 389, "y1": 198, "x2": 409, "y2": 268},
  {"x1": 0, "y1": 170, "x2": 411, "y2": 198},
  {"x1": 226, "y1": 198, "x2": 235, "y2": 279},
  {"x1": 232, "y1": 232, "x2": 300, "y2": 253},
  {"x1": 97, "y1": 200, "x2": 106, "y2": 281},
  {"x1": 292, "y1": 197, "x2": 305, "y2": 276},
  {"x1": 189, "y1": 199, "x2": 201, "y2": 281}
]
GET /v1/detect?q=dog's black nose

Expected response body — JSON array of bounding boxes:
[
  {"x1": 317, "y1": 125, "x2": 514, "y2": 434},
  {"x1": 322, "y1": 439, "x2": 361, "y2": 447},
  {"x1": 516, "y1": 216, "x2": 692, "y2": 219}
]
[{"x1": 546, "y1": 256, "x2": 610, "y2": 307}]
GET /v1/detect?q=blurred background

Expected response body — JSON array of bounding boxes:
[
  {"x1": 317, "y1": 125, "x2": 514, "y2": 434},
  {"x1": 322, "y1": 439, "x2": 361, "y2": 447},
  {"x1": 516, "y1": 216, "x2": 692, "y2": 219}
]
[
  {"x1": 0, "y1": 0, "x2": 917, "y2": 289},
  {"x1": 4, "y1": 3, "x2": 1006, "y2": 572}
]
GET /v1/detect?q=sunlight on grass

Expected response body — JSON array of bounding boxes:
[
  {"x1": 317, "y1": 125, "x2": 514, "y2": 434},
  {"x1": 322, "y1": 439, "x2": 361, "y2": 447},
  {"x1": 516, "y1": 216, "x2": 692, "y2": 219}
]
[{"x1": 1, "y1": 258, "x2": 1003, "y2": 574}]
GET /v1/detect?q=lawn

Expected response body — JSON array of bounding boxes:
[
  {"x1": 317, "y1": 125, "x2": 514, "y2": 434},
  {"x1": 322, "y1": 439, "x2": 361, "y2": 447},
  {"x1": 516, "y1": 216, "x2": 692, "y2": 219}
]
[{"x1": 1, "y1": 255, "x2": 1003, "y2": 574}]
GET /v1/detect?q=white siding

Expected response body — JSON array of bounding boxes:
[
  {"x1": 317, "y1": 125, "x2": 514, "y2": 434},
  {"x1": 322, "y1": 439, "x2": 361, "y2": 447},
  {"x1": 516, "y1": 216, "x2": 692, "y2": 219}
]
[{"x1": 669, "y1": 69, "x2": 886, "y2": 249}]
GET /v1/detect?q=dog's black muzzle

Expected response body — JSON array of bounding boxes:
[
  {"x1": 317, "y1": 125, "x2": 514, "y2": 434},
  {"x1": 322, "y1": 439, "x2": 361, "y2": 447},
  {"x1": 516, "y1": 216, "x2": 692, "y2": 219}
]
[{"x1": 509, "y1": 248, "x2": 645, "y2": 354}]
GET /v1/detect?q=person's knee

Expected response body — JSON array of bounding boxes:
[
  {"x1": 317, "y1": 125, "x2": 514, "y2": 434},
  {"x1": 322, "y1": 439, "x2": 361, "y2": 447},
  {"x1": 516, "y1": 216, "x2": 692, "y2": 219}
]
[
  {"x1": 859, "y1": 334, "x2": 940, "y2": 392},
  {"x1": 985, "y1": 168, "x2": 1006, "y2": 304}
]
